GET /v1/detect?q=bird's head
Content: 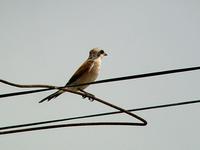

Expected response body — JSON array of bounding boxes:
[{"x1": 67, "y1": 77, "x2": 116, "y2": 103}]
[{"x1": 88, "y1": 48, "x2": 107, "y2": 60}]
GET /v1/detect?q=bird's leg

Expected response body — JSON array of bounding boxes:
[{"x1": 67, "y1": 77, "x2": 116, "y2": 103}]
[{"x1": 78, "y1": 89, "x2": 95, "y2": 101}]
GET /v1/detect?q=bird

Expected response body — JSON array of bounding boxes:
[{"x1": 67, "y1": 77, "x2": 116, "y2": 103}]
[{"x1": 39, "y1": 48, "x2": 107, "y2": 103}]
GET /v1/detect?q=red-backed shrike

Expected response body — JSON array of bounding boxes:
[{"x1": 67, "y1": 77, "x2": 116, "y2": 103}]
[{"x1": 39, "y1": 48, "x2": 107, "y2": 103}]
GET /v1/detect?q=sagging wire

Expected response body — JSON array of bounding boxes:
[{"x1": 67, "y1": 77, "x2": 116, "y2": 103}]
[
  {"x1": 0, "y1": 66, "x2": 200, "y2": 135},
  {"x1": 0, "y1": 93, "x2": 147, "y2": 135},
  {"x1": 0, "y1": 99, "x2": 199, "y2": 135},
  {"x1": 0, "y1": 77, "x2": 149, "y2": 135}
]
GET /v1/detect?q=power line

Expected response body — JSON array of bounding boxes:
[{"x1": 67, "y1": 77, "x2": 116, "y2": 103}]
[
  {"x1": 67, "y1": 66, "x2": 200, "y2": 87},
  {"x1": 0, "y1": 99, "x2": 199, "y2": 135},
  {"x1": 0, "y1": 66, "x2": 200, "y2": 135},
  {"x1": 1, "y1": 66, "x2": 200, "y2": 98},
  {"x1": 0, "y1": 88, "x2": 52, "y2": 98},
  {"x1": 0, "y1": 93, "x2": 147, "y2": 135}
]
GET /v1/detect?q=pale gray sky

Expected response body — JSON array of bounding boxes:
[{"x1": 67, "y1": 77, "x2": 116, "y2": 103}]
[{"x1": 0, "y1": 0, "x2": 200, "y2": 149}]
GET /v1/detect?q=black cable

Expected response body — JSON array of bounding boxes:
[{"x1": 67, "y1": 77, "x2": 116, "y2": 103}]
[
  {"x1": 66, "y1": 66, "x2": 200, "y2": 87},
  {"x1": 0, "y1": 122, "x2": 141, "y2": 135},
  {"x1": 0, "y1": 99, "x2": 199, "y2": 135},
  {"x1": 0, "y1": 66, "x2": 200, "y2": 135},
  {"x1": 1, "y1": 66, "x2": 200, "y2": 98},
  {"x1": 0, "y1": 88, "x2": 52, "y2": 98},
  {"x1": 0, "y1": 94, "x2": 147, "y2": 135}
]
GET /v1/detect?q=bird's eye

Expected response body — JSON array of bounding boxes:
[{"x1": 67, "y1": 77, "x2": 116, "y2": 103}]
[
  {"x1": 100, "y1": 50, "x2": 104, "y2": 54},
  {"x1": 89, "y1": 50, "x2": 93, "y2": 55}
]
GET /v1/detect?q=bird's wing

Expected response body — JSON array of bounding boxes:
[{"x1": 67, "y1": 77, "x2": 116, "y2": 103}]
[{"x1": 66, "y1": 60, "x2": 94, "y2": 85}]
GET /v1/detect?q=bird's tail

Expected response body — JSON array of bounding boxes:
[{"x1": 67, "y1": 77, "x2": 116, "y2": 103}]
[{"x1": 39, "y1": 90, "x2": 64, "y2": 103}]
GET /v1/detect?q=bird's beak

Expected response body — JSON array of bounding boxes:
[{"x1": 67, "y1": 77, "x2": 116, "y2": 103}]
[{"x1": 104, "y1": 53, "x2": 108, "y2": 56}]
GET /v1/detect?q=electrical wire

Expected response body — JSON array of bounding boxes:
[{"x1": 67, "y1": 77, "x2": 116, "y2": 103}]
[
  {"x1": 1, "y1": 66, "x2": 200, "y2": 98},
  {"x1": 0, "y1": 99, "x2": 199, "y2": 135},
  {"x1": 0, "y1": 66, "x2": 200, "y2": 135},
  {"x1": 0, "y1": 94, "x2": 147, "y2": 135}
]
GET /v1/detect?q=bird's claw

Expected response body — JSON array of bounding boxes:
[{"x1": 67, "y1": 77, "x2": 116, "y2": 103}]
[{"x1": 82, "y1": 93, "x2": 95, "y2": 102}]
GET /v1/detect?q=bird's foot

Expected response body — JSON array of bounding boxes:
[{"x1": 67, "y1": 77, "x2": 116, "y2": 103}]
[
  {"x1": 79, "y1": 89, "x2": 95, "y2": 102},
  {"x1": 82, "y1": 93, "x2": 95, "y2": 101}
]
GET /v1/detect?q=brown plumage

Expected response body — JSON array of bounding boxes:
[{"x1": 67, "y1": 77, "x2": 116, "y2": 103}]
[{"x1": 39, "y1": 48, "x2": 107, "y2": 103}]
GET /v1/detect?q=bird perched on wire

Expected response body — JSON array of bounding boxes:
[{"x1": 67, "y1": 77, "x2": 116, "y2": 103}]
[{"x1": 39, "y1": 48, "x2": 107, "y2": 103}]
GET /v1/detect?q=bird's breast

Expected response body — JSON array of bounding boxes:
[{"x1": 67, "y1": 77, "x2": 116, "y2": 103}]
[{"x1": 69, "y1": 60, "x2": 101, "y2": 91}]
